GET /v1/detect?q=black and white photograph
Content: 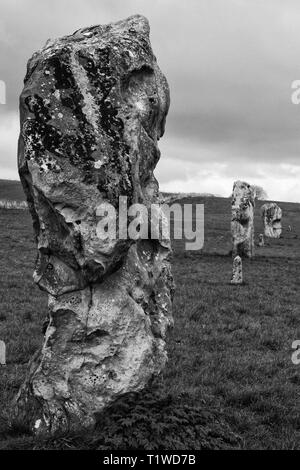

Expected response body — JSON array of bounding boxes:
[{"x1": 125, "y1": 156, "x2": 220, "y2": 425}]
[{"x1": 0, "y1": 0, "x2": 300, "y2": 456}]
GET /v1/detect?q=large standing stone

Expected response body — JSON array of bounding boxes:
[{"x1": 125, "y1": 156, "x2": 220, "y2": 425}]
[
  {"x1": 231, "y1": 181, "x2": 255, "y2": 258},
  {"x1": 261, "y1": 202, "x2": 282, "y2": 238},
  {"x1": 17, "y1": 15, "x2": 174, "y2": 434}
]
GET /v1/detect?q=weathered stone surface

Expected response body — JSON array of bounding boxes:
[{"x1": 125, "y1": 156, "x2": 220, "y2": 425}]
[
  {"x1": 261, "y1": 202, "x2": 282, "y2": 238},
  {"x1": 231, "y1": 181, "x2": 255, "y2": 258},
  {"x1": 231, "y1": 255, "x2": 243, "y2": 284},
  {"x1": 258, "y1": 233, "x2": 264, "y2": 247},
  {"x1": 17, "y1": 15, "x2": 173, "y2": 434},
  {"x1": 0, "y1": 340, "x2": 5, "y2": 365}
]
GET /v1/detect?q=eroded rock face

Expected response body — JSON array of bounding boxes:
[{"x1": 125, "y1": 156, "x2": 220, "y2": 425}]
[
  {"x1": 17, "y1": 15, "x2": 174, "y2": 434},
  {"x1": 231, "y1": 255, "x2": 243, "y2": 284},
  {"x1": 231, "y1": 181, "x2": 255, "y2": 258},
  {"x1": 261, "y1": 202, "x2": 282, "y2": 238}
]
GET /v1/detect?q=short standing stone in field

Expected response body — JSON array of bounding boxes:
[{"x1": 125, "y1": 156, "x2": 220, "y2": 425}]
[
  {"x1": 261, "y1": 202, "x2": 282, "y2": 238},
  {"x1": 17, "y1": 15, "x2": 174, "y2": 434},
  {"x1": 258, "y1": 233, "x2": 264, "y2": 247},
  {"x1": 231, "y1": 180, "x2": 255, "y2": 258},
  {"x1": 231, "y1": 255, "x2": 243, "y2": 284},
  {"x1": 0, "y1": 340, "x2": 6, "y2": 365}
]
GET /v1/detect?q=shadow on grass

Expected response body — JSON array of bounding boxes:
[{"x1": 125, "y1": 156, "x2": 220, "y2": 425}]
[{"x1": 0, "y1": 382, "x2": 242, "y2": 450}]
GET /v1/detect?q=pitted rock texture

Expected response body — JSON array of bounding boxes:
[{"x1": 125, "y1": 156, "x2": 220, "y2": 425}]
[
  {"x1": 17, "y1": 15, "x2": 174, "y2": 434},
  {"x1": 231, "y1": 255, "x2": 243, "y2": 285},
  {"x1": 261, "y1": 202, "x2": 282, "y2": 238},
  {"x1": 231, "y1": 180, "x2": 255, "y2": 258}
]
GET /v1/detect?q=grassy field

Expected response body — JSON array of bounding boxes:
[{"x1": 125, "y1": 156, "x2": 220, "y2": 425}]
[
  {"x1": 0, "y1": 192, "x2": 300, "y2": 449},
  {"x1": 0, "y1": 180, "x2": 27, "y2": 202}
]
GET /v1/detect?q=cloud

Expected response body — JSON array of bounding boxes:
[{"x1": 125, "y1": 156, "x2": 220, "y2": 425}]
[
  {"x1": 156, "y1": 136, "x2": 300, "y2": 202},
  {"x1": 0, "y1": 0, "x2": 299, "y2": 201},
  {"x1": 0, "y1": 111, "x2": 19, "y2": 179}
]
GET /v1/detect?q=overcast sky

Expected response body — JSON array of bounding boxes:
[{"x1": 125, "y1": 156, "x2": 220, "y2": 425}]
[{"x1": 1, "y1": 0, "x2": 300, "y2": 201}]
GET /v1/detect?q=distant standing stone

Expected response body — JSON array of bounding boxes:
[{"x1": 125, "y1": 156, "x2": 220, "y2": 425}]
[
  {"x1": 258, "y1": 233, "x2": 264, "y2": 247},
  {"x1": 231, "y1": 180, "x2": 255, "y2": 258},
  {"x1": 231, "y1": 256, "x2": 243, "y2": 285},
  {"x1": 0, "y1": 340, "x2": 6, "y2": 365},
  {"x1": 261, "y1": 202, "x2": 282, "y2": 238}
]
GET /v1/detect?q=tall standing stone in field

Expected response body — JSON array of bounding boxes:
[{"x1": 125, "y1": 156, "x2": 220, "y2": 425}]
[
  {"x1": 231, "y1": 255, "x2": 243, "y2": 284},
  {"x1": 261, "y1": 202, "x2": 282, "y2": 238},
  {"x1": 231, "y1": 181, "x2": 255, "y2": 258},
  {"x1": 17, "y1": 15, "x2": 173, "y2": 434},
  {"x1": 0, "y1": 340, "x2": 6, "y2": 365},
  {"x1": 258, "y1": 233, "x2": 264, "y2": 247}
]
